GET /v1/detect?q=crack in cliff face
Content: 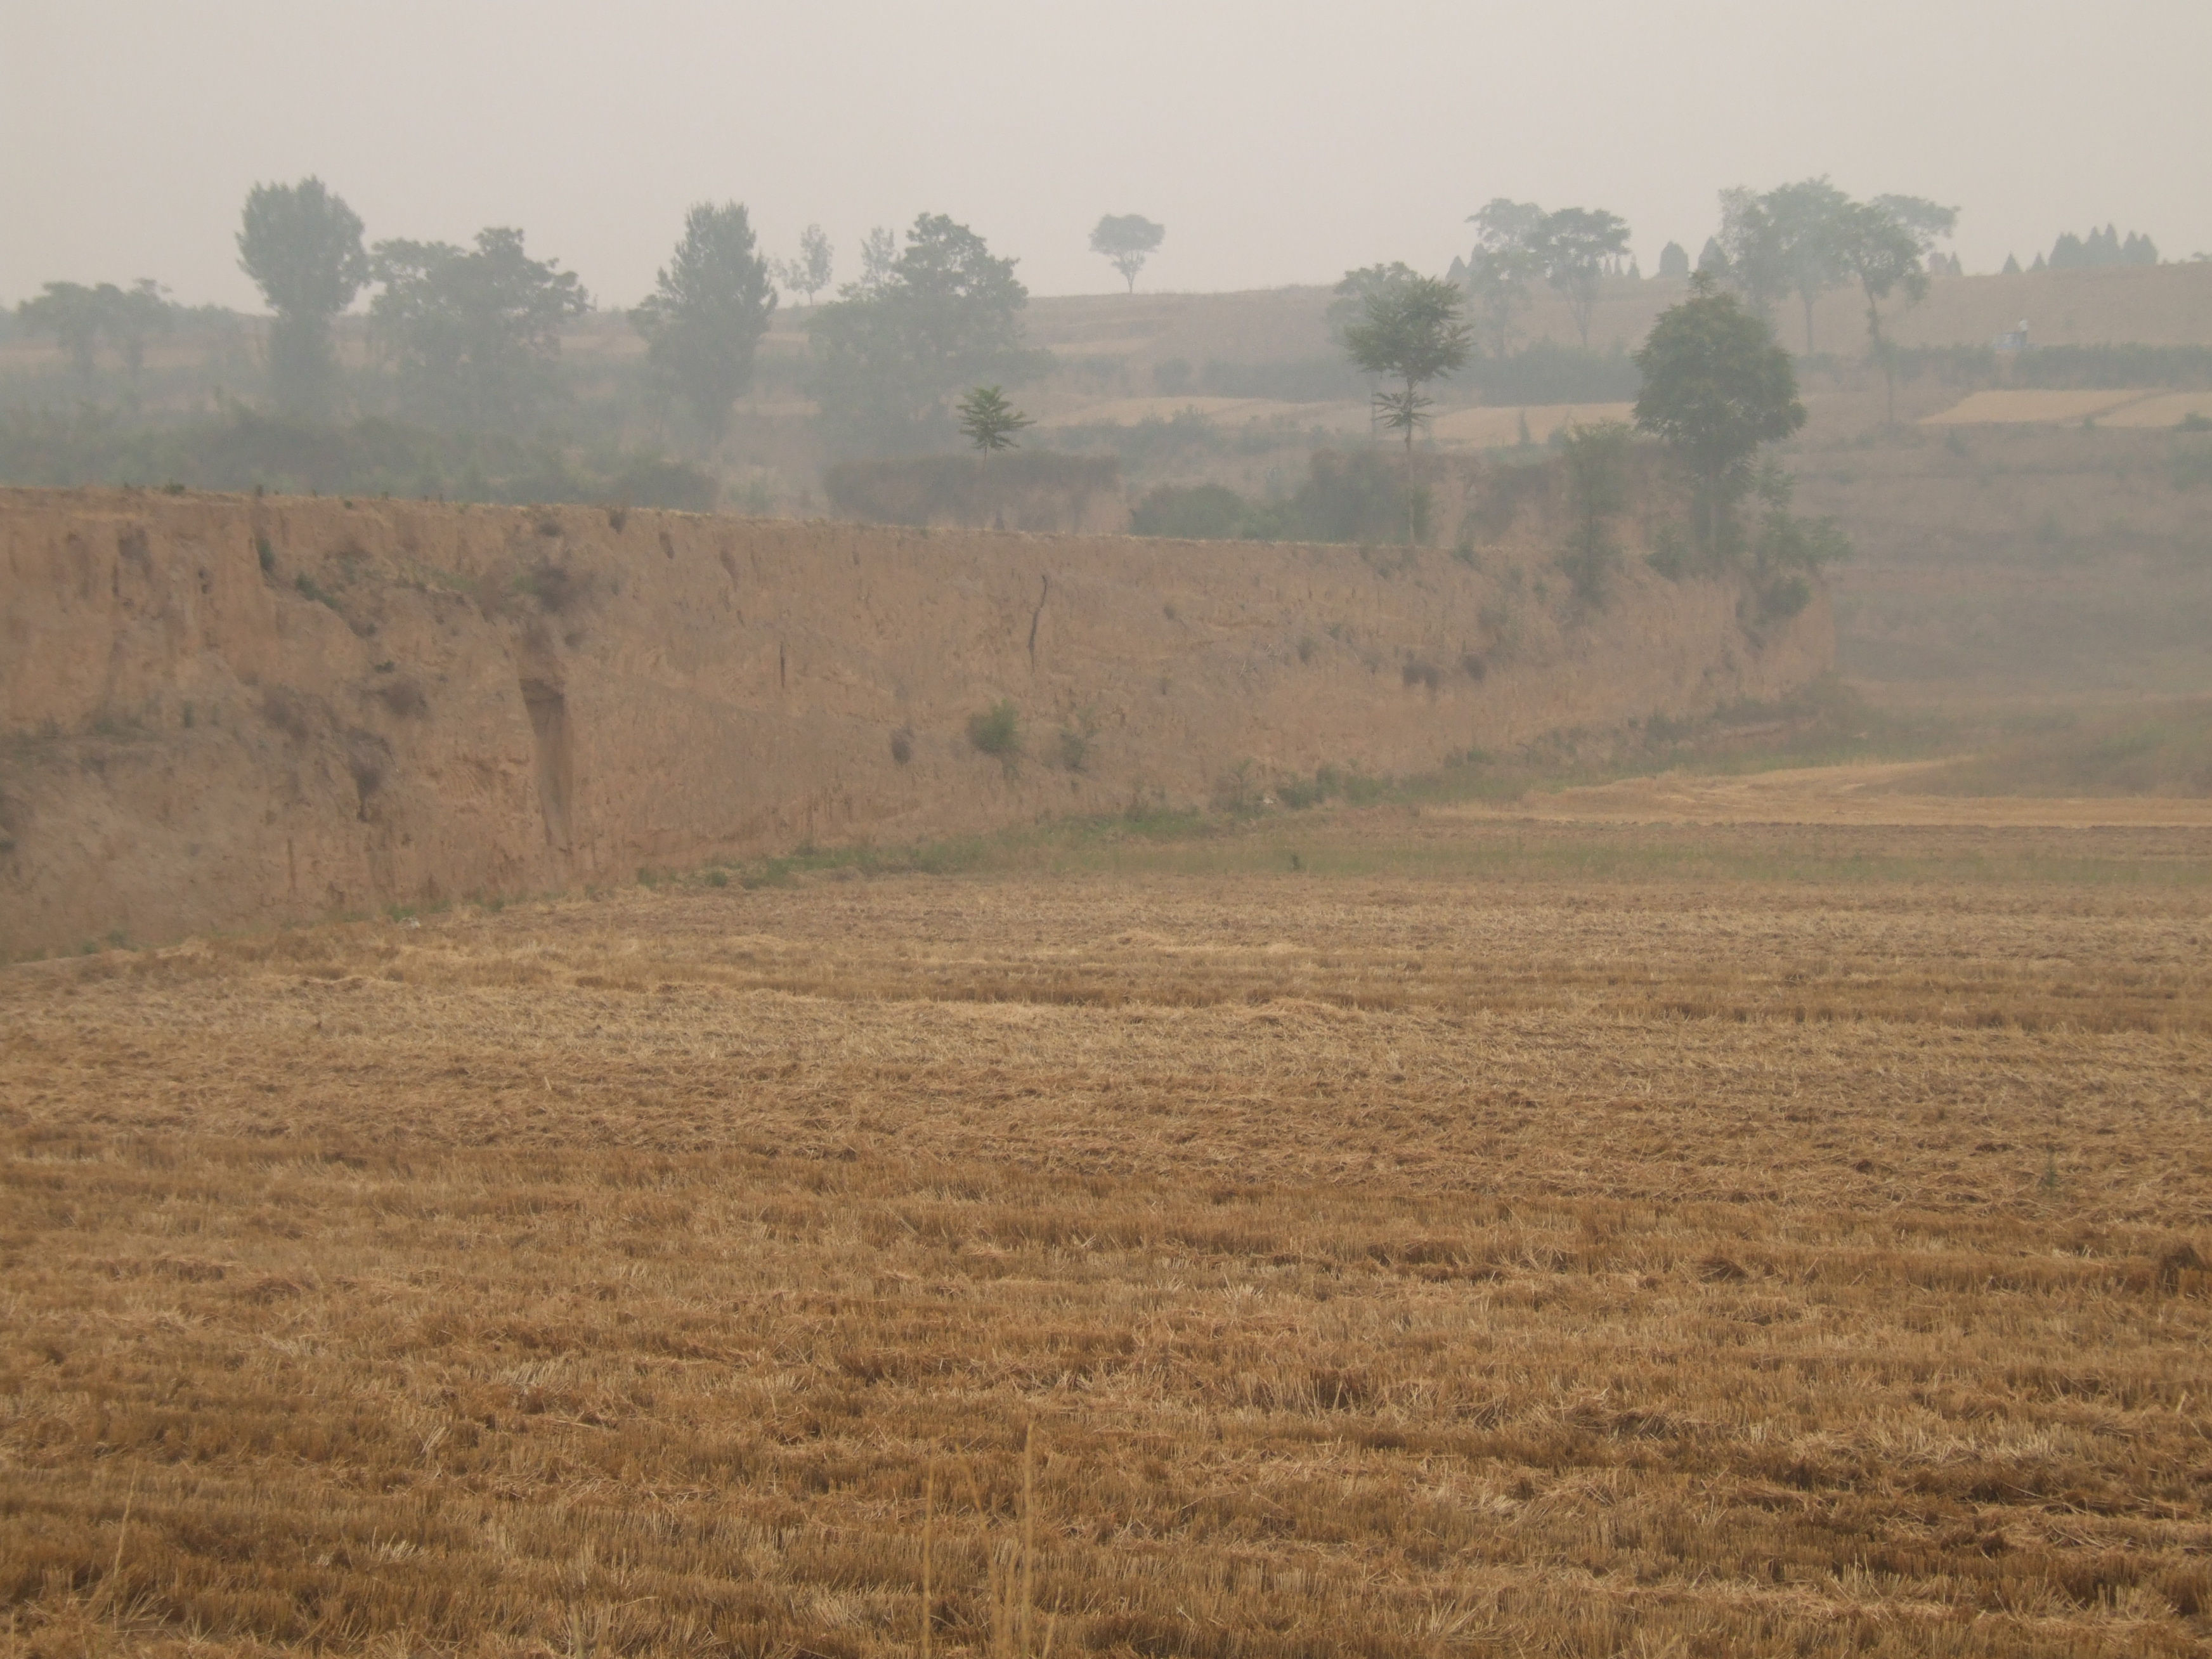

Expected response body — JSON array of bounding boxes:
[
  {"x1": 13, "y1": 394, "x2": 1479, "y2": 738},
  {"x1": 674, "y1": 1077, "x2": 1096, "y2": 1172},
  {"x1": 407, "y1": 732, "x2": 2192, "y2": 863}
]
[
  {"x1": 519, "y1": 678, "x2": 573, "y2": 853},
  {"x1": 1028, "y1": 574, "x2": 1051, "y2": 670}
]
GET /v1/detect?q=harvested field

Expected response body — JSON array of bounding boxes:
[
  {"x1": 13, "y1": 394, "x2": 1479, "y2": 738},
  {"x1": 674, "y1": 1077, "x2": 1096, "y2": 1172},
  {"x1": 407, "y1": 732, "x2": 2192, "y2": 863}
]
[
  {"x1": 2097, "y1": 393, "x2": 2212, "y2": 430},
  {"x1": 1452, "y1": 759, "x2": 2212, "y2": 826},
  {"x1": 1919, "y1": 390, "x2": 2159, "y2": 426},
  {"x1": 4, "y1": 803, "x2": 2211, "y2": 1658}
]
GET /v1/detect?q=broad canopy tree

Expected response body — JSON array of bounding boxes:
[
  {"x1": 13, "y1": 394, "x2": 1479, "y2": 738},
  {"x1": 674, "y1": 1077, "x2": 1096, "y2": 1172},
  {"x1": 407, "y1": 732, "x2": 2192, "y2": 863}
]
[
  {"x1": 1461, "y1": 199, "x2": 1547, "y2": 356},
  {"x1": 631, "y1": 201, "x2": 777, "y2": 443},
  {"x1": 807, "y1": 212, "x2": 1036, "y2": 452},
  {"x1": 370, "y1": 228, "x2": 590, "y2": 433},
  {"x1": 1710, "y1": 179, "x2": 1956, "y2": 411},
  {"x1": 1714, "y1": 187, "x2": 1791, "y2": 323},
  {"x1": 236, "y1": 177, "x2": 368, "y2": 414},
  {"x1": 1766, "y1": 176, "x2": 1852, "y2": 354},
  {"x1": 1458, "y1": 200, "x2": 1630, "y2": 353},
  {"x1": 1533, "y1": 207, "x2": 1631, "y2": 349},
  {"x1": 1632, "y1": 273, "x2": 1805, "y2": 559},
  {"x1": 1089, "y1": 214, "x2": 1165, "y2": 292}
]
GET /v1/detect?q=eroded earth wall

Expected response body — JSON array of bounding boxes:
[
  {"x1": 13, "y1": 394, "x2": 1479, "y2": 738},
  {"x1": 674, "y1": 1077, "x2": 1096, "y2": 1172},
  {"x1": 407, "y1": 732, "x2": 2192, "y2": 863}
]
[{"x1": 0, "y1": 488, "x2": 1830, "y2": 954}]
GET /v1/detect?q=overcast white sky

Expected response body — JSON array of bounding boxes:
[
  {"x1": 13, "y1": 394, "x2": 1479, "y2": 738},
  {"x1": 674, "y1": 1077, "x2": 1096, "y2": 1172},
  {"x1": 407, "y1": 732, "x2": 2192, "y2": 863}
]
[{"x1": 5, "y1": 1, "x2": 2209, "y2": 311}]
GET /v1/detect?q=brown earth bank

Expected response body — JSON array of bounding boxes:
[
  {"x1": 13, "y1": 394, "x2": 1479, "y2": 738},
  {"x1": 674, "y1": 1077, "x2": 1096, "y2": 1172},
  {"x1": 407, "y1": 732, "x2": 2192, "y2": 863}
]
[{"x1": 0, "y1": 488, "x2": 1828, "y2": 958}]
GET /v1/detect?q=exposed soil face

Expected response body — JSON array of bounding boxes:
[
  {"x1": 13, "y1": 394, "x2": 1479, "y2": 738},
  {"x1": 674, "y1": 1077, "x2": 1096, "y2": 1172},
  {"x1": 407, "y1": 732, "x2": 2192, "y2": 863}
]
[{"x1": 0, "y1": 488, "x2": 1828, "y2": 958}]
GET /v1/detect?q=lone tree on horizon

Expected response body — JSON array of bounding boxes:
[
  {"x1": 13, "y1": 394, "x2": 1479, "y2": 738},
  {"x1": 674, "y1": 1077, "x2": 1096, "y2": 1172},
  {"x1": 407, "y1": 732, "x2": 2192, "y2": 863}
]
[
  {"x1": 1342, "y1": 273, "x2": 1472, "y2": 543},
  {"x1": 1090, "y1": 214, "x2": 1165, "y2": 292},
  {"x1": 236, "y1": 176, "x2": 368, "y2": 415}
]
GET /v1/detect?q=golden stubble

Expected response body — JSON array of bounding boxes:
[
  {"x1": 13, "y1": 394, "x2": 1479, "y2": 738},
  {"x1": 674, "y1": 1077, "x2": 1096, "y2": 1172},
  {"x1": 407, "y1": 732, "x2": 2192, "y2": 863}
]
[{"x1": 3, "y1": 816, "x2": 2209, "y2": 1658}]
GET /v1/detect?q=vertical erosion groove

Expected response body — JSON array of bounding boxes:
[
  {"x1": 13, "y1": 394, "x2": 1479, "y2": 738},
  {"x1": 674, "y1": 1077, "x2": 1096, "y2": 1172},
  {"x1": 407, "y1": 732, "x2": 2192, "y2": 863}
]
[
  {"x1": 1028, "y1": 574, "x2": 1050, "y2": 670},
  {"x1": 519, "y1": 677, "x2": 573, "y2": 851}
]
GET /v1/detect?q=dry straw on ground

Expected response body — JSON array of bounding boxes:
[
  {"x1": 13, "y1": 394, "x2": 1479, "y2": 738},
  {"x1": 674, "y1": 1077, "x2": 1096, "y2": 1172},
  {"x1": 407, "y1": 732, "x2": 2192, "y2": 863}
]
[{"x1": 3, "y1": 812, "x2": 2209, "y2": 1657}]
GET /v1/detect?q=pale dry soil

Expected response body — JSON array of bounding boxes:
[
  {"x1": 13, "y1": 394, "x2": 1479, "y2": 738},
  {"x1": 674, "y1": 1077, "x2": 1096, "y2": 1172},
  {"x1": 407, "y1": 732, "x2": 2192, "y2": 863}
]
[
  {"x1": 3, "y1": 811, "x2": 2210, "y2": 1658},
  {"x1": 1458, "y1": 763, "x2": 2212, "y2": 829}
]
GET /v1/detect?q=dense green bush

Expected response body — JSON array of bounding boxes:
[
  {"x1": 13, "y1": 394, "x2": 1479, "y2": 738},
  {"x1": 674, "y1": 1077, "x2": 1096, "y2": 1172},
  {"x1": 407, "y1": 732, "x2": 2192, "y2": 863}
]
[{"x1": 1287, "y1": 448, "x2": 1427, "y2": 543}]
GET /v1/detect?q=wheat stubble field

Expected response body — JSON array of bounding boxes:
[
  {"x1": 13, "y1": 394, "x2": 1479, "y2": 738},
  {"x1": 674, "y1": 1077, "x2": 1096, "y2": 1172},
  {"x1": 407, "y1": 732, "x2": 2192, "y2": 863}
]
[{"x1": 3, "y1": 809, "x2": 2211, "y2": 1658}]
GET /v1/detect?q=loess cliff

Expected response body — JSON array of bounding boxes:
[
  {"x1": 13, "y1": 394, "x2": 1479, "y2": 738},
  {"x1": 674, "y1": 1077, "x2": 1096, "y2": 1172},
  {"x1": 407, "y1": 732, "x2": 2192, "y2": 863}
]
[{"x1": 0, "y1": 486, "x2": 1830, "y2": 956}]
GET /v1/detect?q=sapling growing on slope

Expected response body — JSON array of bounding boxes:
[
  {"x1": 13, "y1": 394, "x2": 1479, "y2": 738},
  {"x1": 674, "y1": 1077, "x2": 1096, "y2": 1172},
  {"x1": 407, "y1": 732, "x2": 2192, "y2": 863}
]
[
  {"x1": 958, "y1": 386, "x2": 1032, "y2": 452},
  {"x1": 1341, "y1": 275, "x2": 1473, "y2": 543}
]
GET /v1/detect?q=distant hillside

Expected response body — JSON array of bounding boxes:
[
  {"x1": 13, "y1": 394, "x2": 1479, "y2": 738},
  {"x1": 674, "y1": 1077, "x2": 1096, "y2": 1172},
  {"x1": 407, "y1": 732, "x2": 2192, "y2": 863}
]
[{"x1": 999, "y1": 261, "x2": 2212, "y2": 381}]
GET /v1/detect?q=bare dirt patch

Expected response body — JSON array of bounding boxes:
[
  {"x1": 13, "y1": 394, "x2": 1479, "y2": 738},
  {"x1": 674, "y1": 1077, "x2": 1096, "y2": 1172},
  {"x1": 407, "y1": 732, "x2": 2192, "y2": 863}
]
[{"x1": 1457, "y1": 760, "x2": 2212, "y2": 827}]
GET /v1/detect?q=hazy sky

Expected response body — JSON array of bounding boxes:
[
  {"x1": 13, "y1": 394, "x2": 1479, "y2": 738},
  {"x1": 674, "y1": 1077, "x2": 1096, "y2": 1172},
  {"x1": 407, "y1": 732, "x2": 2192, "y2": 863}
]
[{"x1": 6, "y1": 1, "x2": 2209, "y2": 312}]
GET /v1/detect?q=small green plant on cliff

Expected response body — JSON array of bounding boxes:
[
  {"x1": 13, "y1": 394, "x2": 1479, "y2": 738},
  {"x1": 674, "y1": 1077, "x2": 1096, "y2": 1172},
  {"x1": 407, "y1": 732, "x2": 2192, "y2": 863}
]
[
  {"x1": 957, "y1": 385, "x2": 1033, "y2": 453},
  {"x1": 968, "y1": 700, "x2": 1022, "y2": 772},
  {"x1": 1746, "y1": 460, "x2": 1851, "y2": 618},
  {"x1": 1054, "y1": 706, "x2": 1100, "y2": 773}
]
